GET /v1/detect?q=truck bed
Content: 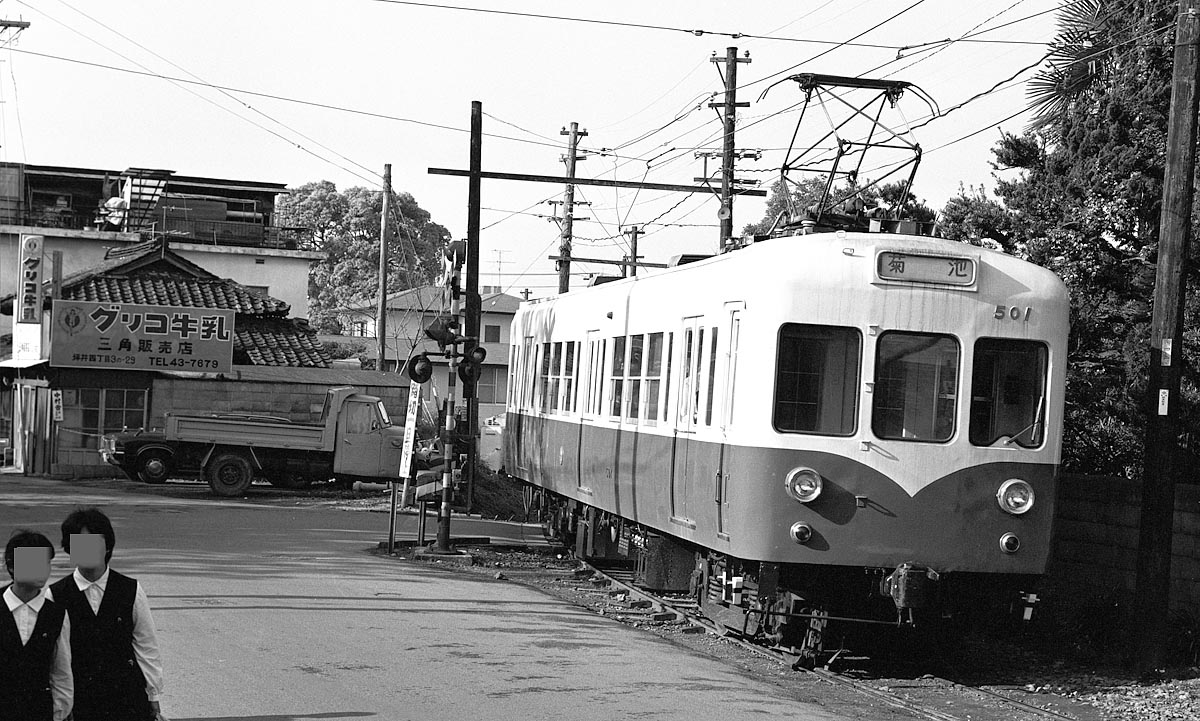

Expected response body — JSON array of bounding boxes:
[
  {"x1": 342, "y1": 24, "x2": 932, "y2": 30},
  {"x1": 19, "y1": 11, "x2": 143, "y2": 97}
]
[{"x1": 165, "y1": 414, "x2": 331, "y2": 451}]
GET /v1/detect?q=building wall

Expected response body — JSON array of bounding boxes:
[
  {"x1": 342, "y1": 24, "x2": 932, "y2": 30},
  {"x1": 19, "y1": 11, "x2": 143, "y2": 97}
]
[
  {"x1": 1050, "y1": 474, "x2": 1200, "y2": 611},
  {"x1": 0, "y1": 230, "x2": 140, "y2": 337},
  {"x1": 171, "y1": 242, "x2": 321, "y2": 318}
]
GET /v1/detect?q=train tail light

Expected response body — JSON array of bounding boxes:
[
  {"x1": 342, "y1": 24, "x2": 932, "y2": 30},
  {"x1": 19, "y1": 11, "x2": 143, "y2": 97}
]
[
  {"x1": 996, "y1": 479, "x2": 1035, "y2": 515},
  {"x1": 790, "y1": 522, "x2": 814, "y2": 544},
  {"x1": 784, "y1": 467, "x2": 823, "y2": 503},
  {"x1": 1000, "y1": 532, "x2": 1021, "y2": 553}
]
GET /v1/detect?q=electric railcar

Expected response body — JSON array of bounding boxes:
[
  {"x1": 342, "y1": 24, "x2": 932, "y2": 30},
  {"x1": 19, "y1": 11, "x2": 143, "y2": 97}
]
[{"x1": 502, "y1": 228, "x2": 1068, "y2": 659}]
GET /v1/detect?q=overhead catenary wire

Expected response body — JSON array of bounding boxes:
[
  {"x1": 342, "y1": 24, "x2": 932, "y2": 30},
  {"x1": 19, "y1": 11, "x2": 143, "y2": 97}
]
[{"x1": 22, "y1": 0, "x2": 383, "y2": 187}]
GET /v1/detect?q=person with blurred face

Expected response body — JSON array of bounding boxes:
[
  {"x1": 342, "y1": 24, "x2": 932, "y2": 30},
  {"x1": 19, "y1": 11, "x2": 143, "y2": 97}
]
[
  {"x1": 2, "y1": 529, "x2": 73, "y2": 721},
  {"x1": 48, "y1": 508, "x2": 164, "y2": 721}
]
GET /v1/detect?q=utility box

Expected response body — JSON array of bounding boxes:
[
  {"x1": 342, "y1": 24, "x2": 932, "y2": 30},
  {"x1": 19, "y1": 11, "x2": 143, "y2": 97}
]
[{"x1": 634, "y1": 534, "x2": 694, "y2": 593}]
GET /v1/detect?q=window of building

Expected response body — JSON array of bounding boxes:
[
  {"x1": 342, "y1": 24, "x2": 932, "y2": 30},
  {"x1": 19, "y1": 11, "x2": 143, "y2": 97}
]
[
  {"x1": 872, "y1": 331, "x2": 959, "y2": 443},
  {"x1": 484, "y1": 324, "x2": 501, "y2": 343},
  {"x1": 477, "y1": 366, "x2": 509, "y2": 404},
  {"x1": 970, "y1": 339, "x2": 1047, "y2": 448},
  {"x1": 349, "y1": 321, "x2": 367, "y2": 337},
  {"x1": 774, "y1": 324, "x2": 860, "y2": 436},
  {"x1": 60, "y1": 388, "x2": 148, "y2": 450}
]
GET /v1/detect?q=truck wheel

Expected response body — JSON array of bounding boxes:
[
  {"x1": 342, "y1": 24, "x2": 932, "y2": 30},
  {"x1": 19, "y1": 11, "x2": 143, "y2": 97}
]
[
  {"x1": 206, "y1": 452, "x2": 254, "y2": 497},
  {"x1": 136, "y1": 450, "x2": 173, "y2": 485}
]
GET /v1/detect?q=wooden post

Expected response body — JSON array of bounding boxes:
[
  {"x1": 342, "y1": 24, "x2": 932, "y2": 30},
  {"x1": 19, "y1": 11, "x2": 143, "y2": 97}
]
[
  {"x1": 377, "y1": 164, "x2": 392, "y2": 371},
  {"x1": 1135, "y1": 0, "x2": 1200, "y2": 673},
  {"x1": 557, "y1": 122, "x2": 587, "y2": 294},
  {"x1": 464, "y1": 101, "x2": 482, "y2": 514}
]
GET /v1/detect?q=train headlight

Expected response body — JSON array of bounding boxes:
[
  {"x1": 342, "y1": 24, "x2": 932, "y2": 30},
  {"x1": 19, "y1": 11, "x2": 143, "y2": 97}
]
[
  {"x1": 996, "y1": 479, "x2": 1035, "y2": 515},
  {"x1": 784, "y1": 467, "x2": 823, "y2": 503}
]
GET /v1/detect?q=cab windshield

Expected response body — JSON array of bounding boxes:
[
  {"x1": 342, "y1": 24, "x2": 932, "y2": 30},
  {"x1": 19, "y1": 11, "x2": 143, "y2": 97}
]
[
  {"x1": 871, "y1": 332, "x2": 959, "y2": 443},
  {"x1": 969, "y1": 339, "x2": 1047, "y2": 448}
]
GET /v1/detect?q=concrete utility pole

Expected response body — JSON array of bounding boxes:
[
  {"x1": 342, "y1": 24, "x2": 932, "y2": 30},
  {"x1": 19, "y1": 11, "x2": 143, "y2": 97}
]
[
  {"x1": 377, "y1": 164, "x2": 392, "y2": 370},
  {"x1": 711, "y1": 47, "x2": 750, "y2": 252},
  {"x1": 557, "y1": 122, "x2": 588, "y2": 294},
  {"x1": 1135, "y1": 0, "x2": 1200, "y2": 674}
]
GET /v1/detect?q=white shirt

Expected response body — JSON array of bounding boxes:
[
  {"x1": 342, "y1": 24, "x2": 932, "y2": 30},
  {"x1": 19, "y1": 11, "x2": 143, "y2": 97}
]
[
  {"x1": 3, "y1": 586, "x2": 74, "y2": 721},
  {"x1": 46, "y1": 567, "x2": 164, "y2": 703}
]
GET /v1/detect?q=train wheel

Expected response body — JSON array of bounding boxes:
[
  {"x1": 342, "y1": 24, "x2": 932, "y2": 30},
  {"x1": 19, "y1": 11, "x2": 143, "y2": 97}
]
[
  {"x1": 206, "y1": 452, "x2": 254, "y2": 497},
  {"x1": 135, "y1": 450, "x2": 172, "y2": 485}
]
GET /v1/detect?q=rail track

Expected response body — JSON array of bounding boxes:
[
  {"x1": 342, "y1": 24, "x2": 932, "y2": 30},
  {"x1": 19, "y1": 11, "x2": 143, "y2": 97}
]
[{"x1": 576, "y1": 558, "x2": 1084, "y2": 721}]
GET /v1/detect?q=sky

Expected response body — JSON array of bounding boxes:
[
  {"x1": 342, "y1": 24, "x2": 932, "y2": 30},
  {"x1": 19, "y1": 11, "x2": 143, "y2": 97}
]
[{"x1": 0, "y1": 0, "x2": 1066, "y2": 299}]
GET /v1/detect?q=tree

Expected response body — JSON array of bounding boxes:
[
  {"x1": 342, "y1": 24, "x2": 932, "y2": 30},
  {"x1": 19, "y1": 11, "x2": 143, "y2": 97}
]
[
  {"x1": 743, "y1": 177, "x2": 936, "y2": 236},
  {"x1": 987, "y1": 0, "x2": 1182, "y2": 478},
  {"x1": 276, "y1": 181, "x2": 451, "y2": 333}
]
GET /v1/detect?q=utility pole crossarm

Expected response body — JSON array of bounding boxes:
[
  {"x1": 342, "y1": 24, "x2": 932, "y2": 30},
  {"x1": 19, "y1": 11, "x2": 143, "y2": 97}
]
[{"x1": 427, "y1": 168, "x2": 766, "y2": 197}]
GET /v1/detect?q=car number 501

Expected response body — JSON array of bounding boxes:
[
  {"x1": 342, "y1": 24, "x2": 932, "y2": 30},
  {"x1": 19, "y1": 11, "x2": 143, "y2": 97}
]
[{"x1": 995, "y1": 305, "x2": 1032, "y2": 321}]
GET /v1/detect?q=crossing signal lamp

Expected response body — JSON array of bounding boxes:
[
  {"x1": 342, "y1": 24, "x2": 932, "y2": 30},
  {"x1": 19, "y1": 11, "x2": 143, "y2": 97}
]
[
  {"x1": 457, "y1": 346, "x2": 487, "y2": 387},
  {"x1": 406, "y1": 353, "x2": 434, "y2": 384}
]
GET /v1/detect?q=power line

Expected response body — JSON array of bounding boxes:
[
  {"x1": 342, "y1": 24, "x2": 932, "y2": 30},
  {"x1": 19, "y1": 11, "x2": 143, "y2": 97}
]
[
  {"x1": 4, "y1": 46, "x2": 569, "y2": 152},
  {"x1": 368, "y1": 0, "x2": 1047, "y2": 49},
  {"x1": 21, "y1": 0, "x2": 382, "y2": 187}
]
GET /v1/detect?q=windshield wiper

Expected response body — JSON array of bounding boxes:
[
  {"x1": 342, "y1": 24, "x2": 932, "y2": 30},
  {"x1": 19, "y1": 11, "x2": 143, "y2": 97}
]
[{"x1": 1004, "y1": 395, "x2": 1045, "y2": 446}]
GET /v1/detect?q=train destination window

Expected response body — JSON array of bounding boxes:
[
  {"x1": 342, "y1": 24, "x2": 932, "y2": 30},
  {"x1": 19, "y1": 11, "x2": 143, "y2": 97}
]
[
  {"x1": 872, "y1": 332, "x2": 959, "y2": 443},
  {"x1": 774, "y1": 324, "x2": 860, "y2": 436},
  {"x1": 970, "y1": 339, "x2": 1047, "y2": 448}
]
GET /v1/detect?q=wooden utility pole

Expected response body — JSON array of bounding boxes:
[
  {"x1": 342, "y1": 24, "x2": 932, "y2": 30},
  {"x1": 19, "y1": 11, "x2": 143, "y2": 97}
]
[
  {"x1": 623, "y1": 225, "x2": 642, "y2": 277},
  {"x1": 463, "y1": 101, "x2": 483, "y2": 514},
  {"x1": 1135, "y1": 0, "x2": 1200, "y2": 674},
  {"x1": 557, "y1": 122, "x2": 587, "y2": 294},
  {"x1": 711, "y1": 47, "x2": 750, "y2": 252},
  {"x1": 376, "y1": 164, "x2": 392, "y2": 370}
]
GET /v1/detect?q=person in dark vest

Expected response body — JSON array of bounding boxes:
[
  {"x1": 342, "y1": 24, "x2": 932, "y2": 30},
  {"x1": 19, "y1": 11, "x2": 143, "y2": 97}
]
[
  {"x1": 2, "y1": 529, "x2": 73, "y2": 721},
  {"x1": 48, "y1": 508, "x2": 164, "y2": 721}
]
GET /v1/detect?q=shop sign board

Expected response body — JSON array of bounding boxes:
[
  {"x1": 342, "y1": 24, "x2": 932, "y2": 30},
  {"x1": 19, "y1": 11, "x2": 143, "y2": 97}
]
[{"x1": 50, "y1": 300, "x2": 234, "y2": 372}]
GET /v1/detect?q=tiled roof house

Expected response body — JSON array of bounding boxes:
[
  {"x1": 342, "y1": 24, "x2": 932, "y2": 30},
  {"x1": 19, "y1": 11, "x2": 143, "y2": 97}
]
[{"x1": 52, "y1": 237, "x2": 331, "y2": 367}]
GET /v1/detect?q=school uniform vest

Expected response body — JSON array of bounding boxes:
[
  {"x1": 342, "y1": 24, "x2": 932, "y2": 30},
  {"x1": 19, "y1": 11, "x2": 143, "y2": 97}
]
[
  {"x1": 0, "y1": 586, "x2": 65, "y2": 721},
  {"x1": 49, "y1": 570, "x2": 153, "y2": 721}
]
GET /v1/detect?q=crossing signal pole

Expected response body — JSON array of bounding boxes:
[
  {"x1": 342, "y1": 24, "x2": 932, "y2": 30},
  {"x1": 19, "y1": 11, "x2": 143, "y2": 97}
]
[
  {"x1": 1136, "y1": 0, "x2": 1200, "y2": 674},
  {"x1": 557, "y1": 122, "x2": 587, "y2": 293},
  {"x1": 712, "y1": 47, "x2": 751, "y2": 252}
]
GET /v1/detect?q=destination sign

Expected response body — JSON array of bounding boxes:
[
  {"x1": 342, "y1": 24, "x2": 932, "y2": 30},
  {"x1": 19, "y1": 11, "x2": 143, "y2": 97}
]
[{"x1": 877, "y1": 251, "x2": 976, "y2": 286}]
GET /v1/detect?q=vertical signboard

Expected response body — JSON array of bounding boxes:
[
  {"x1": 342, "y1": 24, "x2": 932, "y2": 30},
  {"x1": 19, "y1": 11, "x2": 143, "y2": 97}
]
[{"x1": 13, "y1": 234, "x2": 45, "y2": 361}]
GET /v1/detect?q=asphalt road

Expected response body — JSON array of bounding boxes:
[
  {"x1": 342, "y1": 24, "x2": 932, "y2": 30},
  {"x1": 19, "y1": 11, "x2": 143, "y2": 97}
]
[{"x1": 0, "y1": 475, "x2": 852, "y2": 721}]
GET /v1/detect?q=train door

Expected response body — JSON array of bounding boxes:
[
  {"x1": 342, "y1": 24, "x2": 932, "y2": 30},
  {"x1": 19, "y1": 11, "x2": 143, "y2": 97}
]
[
  {"x1": 671, "y1": 317, "x2": 704, "y2": 525},
  {"x1": 577, "y1": 330, "x2": 603, "y2": 493},
  {"x1": 716, "y1": 304, "x2": 743, "y2": 538}
]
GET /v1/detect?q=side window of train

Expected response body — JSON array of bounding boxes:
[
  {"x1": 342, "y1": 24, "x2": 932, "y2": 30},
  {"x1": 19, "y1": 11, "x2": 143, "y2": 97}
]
[
  {"x1": 872, "y1": 331, "x2": 959, "y2": 443},
  {"x1": 523, "y1": 337, "x2": 536, "y2": 411},
  {"x1": 610, "y1": 336, "x2": 627, "y2": 417},
  {"x1": 540, "y1": 342, "x2": 553, "y2": 413},
  {"x1": 705, "y1": 327, "x2": 719, "y2": 426},
  {"x1": 662, "y1": 333, "x2": 673, "y2": 422},
  {"x1": 774, "y1": 324, "x2": 861, "y2": 436},
  {"x1": 645, "y1": 332, "x2": 665, "y2": 424},
  {"x1": 508, "y1": 344, "x2": 517, "y2": 407},
  {"x1": 970, "y1": 338, "x2": 1048, "y2": 448},
  {"x1": 626, "y1": 335, "x2": 644, "y2": 421}
]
